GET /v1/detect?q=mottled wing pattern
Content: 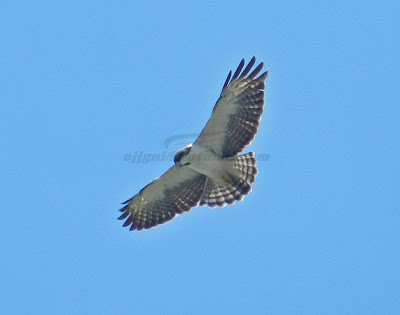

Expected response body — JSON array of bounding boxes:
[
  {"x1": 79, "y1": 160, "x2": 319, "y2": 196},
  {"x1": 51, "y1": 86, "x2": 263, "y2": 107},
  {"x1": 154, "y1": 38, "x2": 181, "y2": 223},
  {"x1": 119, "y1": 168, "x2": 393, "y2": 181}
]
[
  {"x1": 118, "y1": 166, "x2": 206, "y2": 230},
  {"x1": 194, "y1": 57, "x2": 268, "y2": 157}
]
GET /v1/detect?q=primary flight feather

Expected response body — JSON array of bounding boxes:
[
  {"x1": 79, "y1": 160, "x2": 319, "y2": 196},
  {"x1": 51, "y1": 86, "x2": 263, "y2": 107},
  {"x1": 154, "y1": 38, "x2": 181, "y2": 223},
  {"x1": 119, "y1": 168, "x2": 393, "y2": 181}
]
[{"x1": 118, "y1": 57, "x2": 268, "y2": 231}]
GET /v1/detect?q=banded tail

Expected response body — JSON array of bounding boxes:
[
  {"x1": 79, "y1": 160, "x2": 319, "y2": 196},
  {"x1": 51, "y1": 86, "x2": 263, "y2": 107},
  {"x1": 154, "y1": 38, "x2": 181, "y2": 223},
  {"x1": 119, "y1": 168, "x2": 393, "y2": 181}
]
[{"x1": 200, "y1": 152, "x2": 257, "y2": 207}]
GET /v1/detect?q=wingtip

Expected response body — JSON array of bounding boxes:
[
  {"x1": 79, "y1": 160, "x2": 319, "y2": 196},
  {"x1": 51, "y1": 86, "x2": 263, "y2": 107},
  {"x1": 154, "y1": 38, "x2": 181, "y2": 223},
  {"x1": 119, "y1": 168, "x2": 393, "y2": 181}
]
[
  {"x1": 223, "y1": 70, "x2": 232, "y2": 89},
  {"x1": 122, "y1": 216, "x2": 133, "y2": 227},
  {"x1": 118, "y1": 209, "x2": 130, "y2": 221},
  {"x1": 121, "y1": 197, "x2": 132, "y2": 205},
  {"x1": 231, "y1": 58, "x2": 246, "y2": 81}
]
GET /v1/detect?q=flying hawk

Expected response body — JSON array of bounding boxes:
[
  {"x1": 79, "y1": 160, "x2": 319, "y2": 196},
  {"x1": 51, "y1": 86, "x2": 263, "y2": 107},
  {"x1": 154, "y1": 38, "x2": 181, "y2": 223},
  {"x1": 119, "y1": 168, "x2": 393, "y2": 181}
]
[{"x1": 118, "y1": 57, "x2": 268, "y2": 231}]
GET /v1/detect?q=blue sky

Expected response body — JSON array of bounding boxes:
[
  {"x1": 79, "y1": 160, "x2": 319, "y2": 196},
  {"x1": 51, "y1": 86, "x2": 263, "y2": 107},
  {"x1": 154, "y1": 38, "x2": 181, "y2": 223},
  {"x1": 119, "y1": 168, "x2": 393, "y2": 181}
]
[{"x1": 1, "y1": 0, "x2": 399, "y2": 313}]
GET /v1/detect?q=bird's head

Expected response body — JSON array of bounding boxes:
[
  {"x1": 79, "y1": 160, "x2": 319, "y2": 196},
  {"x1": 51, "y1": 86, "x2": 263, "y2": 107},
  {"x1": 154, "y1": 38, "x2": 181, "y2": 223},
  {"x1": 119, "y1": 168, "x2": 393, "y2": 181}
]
[{"x1": 174, "y1": 144, "x2": 192, "y2": 167}]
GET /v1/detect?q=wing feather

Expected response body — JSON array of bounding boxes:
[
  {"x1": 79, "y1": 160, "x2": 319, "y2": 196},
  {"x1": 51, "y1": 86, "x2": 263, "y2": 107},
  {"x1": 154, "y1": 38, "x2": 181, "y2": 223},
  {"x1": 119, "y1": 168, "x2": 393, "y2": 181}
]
[
  {"x1": 222, "y1": 71, "x2": 232, "y2": 90},
  {"x1": 231, "y1": 58, "x2": 245, "y2": 81},
  {"x1": 239, "y1": 56, "x2": 256, "y2": 78},
  {"x1": 248, "y1": 62, "x2": 264, "y2": 79},
  {"x1": 194, "y1": 57, "x2": 268, "y2": 157},
  {"x1": 118, "y1": 166, "x2": 206, "y2": 231}
]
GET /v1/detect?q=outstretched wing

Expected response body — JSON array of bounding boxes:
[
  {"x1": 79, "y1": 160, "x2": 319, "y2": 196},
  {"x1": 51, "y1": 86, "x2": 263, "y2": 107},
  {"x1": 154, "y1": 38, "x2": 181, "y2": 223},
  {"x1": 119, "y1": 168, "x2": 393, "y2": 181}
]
[
  {"x1": 118, "y1": 166, "x2": 206, "y2": 231},
  {"x1": 194, "y1": 57, "x2": 268, "y2": 157}
]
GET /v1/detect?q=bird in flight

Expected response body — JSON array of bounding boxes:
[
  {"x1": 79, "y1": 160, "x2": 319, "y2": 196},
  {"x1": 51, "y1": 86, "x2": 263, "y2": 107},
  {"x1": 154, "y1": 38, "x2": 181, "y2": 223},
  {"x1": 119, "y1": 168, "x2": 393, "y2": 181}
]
[{"x1": 118, "y1": 57, "x2": 268, "y2": 231}]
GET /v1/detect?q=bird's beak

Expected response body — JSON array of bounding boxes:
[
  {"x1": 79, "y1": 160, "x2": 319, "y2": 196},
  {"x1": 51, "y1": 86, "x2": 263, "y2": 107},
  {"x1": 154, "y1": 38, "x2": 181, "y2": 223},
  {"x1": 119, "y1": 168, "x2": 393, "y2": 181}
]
[{"x1": 176, "y1": 161, "x2": 190, "y2": 168}]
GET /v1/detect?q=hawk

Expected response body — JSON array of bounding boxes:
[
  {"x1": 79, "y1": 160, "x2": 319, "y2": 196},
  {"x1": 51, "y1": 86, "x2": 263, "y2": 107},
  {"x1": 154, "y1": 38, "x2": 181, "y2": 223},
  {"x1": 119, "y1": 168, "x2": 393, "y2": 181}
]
[{"x1": 118, "y1": 57, "x2": 268, "y2": 231}]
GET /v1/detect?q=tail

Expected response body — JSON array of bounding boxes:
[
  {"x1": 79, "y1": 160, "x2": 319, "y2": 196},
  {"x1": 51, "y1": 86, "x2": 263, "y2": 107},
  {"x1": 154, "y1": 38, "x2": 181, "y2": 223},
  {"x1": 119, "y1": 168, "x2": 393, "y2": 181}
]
[{"x1": 200, "y1": 152, "x2": 258, "y2": 207}]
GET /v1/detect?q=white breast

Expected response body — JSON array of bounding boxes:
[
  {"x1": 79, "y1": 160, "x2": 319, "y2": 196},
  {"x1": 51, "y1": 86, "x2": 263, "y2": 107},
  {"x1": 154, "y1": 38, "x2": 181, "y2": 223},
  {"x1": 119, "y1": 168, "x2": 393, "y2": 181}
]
[{"x1": 182, "y1": 144, "x2": 225, "y2": 180}]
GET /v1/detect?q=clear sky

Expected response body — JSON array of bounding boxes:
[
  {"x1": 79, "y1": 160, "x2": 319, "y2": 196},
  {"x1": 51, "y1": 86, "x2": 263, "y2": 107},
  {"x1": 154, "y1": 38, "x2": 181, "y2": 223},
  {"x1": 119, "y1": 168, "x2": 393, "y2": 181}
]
[{"x1": 1, "y1": 0, "x2": 399, "y2": 313}]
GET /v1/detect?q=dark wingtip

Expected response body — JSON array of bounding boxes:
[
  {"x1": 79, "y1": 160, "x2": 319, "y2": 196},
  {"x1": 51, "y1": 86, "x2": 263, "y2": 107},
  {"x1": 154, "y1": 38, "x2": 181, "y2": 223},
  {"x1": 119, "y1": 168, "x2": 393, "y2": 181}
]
[
  {"x1": 222, "y1": 57, "x2": 266, "y2": 90},
  {"x1": 122, "y1": 216, "x2": 133, "y2": 227},
  {"x1": 239, "y1": 57, "x2": 256, "y2": 78},
  {"x1": 119, "y1": 204, "x2": 129, "y2": 212},
  {"x1": 121, "y1": 197, "x2": 132, "y2": 205},
  {"x1": 231, "y1": 58, "x2": 245, "y2": 81},
  {"x1": 248, "y1": 62, "x2": 264, "y2": 79},
  {"x1": 118, "y1": 211, "x2": 130, "y2": 220},
  {"x1": 223, "y1": 70, "x2": 232, "y2": 89}
]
